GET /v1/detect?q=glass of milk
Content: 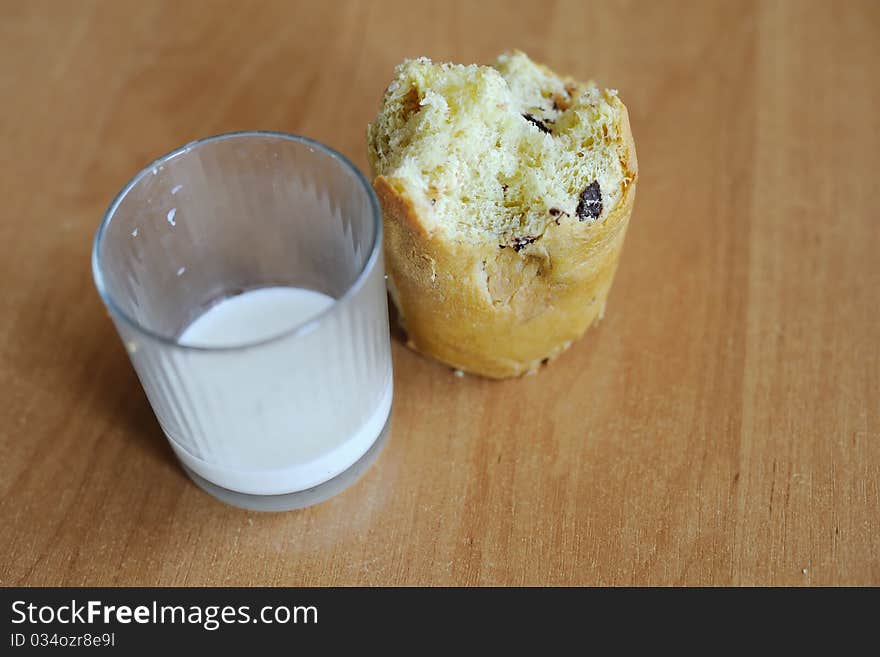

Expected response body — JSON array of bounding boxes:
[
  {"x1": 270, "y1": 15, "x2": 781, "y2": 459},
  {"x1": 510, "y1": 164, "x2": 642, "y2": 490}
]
[{"x1": 92, "y1": 132, "x2": 392, "y2": 511}]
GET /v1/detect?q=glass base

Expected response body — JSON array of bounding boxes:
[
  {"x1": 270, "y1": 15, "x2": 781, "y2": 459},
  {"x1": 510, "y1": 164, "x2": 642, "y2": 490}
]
[{"x1": 179, "y1": 414, "x2": 392, "y2": 512}]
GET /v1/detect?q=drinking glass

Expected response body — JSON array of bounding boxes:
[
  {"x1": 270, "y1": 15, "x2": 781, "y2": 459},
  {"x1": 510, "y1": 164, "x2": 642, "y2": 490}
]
[{"x1": 92, "y1": 132, "x2": 392, "y2": 511}]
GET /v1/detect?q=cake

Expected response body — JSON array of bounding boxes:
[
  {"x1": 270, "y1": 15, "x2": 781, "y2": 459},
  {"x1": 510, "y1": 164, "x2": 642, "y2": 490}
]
[{"x1": 367, "y1": 51, "x2": 638, "y2": 378}]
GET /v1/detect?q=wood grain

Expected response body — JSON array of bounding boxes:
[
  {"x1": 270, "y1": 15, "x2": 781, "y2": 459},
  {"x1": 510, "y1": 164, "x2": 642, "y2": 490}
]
[{"x1": 0, "y1": 0, "x2": 877, "y2": 586}]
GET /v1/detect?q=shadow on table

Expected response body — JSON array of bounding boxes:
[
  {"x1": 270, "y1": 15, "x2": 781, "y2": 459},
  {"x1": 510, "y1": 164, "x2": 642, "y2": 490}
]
[
  {"x1": 99, "y1": 345, "x2": 181, "y2": 472},
  {"x1": 8, "y1": 283, "x2": 181, "y2": 472},
  {"x1": 387, "y1": 293, "x2": 408, "y2": 345}
]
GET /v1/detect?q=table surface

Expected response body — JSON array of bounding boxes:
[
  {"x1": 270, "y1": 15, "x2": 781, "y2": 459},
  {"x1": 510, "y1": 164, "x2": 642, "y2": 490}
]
[{"x1": 1, "y1": 0, "x2": 877, "y2": 586}]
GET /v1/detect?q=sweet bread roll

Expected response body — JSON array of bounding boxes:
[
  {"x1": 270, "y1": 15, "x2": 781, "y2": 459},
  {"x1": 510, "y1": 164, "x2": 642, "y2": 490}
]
[{"x1": 367, "y1": 51, "x2": 637, "y2": 378}]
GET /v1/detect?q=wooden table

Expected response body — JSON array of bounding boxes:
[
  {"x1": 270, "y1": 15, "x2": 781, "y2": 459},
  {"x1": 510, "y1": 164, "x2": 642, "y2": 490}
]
[{"x1": 1, "y1": 0, "x2": 877, "y2": 586}]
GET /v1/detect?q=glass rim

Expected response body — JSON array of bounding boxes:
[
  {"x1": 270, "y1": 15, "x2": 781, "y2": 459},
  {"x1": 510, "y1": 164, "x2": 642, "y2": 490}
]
[{"x1": 91, "y1": 130, "x2": 383, "y2": 353}]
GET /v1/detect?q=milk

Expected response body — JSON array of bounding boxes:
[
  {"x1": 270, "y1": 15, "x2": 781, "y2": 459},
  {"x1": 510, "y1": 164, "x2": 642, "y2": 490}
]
[
  {"x1": 161, "y1": 286, "x2": 393, "y2": 496},
  {"x1": 179, "y1": 287, "x2": 335, "y2": 348}
]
